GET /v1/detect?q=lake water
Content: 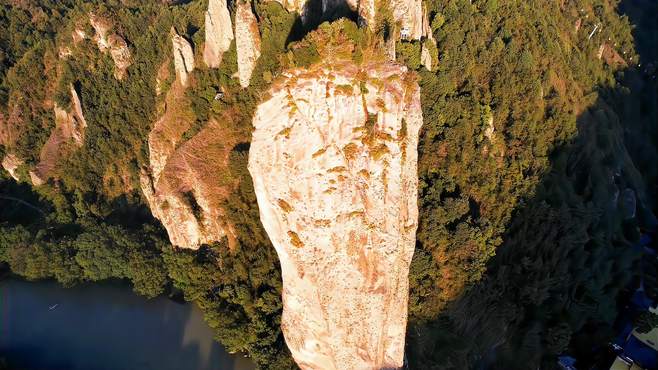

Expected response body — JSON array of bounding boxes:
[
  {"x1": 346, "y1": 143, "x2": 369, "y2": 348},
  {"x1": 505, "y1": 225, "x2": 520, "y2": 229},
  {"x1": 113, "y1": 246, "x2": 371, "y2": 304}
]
[{"x1": 0, "y1": 279, "x2": 254, "y2": 370}]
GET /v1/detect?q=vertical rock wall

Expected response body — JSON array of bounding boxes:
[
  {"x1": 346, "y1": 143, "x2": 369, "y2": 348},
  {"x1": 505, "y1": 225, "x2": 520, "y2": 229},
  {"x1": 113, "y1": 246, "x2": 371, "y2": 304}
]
[
  {"x1": 248, "y1": 60, "x2": 422, "y2": 369},
  {"x1": 204, "y1": 0, "x2": 234, "y2": 68},
  {"x1": 172, "y1": 31, "x2": 195, "y2": 87},
  {"x1": 235, "y1": 1, "x2": 261, "y2": 88}
]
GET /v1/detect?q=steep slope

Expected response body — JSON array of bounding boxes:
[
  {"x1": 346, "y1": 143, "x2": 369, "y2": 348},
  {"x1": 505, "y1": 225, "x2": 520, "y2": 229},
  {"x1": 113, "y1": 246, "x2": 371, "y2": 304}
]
[
  {"x1": 29, "y1": 85, "x2": 87, "y2": 186},
  {"x1": 249, "y1": 59, "x2": 422, "y2": 369},
  {"x1": 141, "y1": 33, "x2": 235, "y2": 249}
]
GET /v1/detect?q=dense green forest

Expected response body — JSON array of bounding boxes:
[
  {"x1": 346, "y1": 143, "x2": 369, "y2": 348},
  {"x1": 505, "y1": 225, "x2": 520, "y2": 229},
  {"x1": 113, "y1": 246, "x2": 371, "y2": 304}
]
[{"x1": 1, "y1": 0, "x2": 656, "y2": 369}]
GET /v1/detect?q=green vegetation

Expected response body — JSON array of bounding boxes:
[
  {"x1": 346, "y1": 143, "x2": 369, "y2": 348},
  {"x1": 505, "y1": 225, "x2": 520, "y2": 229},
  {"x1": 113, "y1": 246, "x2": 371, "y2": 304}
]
[{"x1": 0, "y1": 0, "x2": 656, "y2": 369}]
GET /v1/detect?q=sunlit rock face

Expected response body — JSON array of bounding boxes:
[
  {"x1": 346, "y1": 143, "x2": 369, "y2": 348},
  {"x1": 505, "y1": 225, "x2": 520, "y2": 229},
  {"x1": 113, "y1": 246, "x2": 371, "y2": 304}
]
[
  {"x1": 141, "y1": 51, "x2": 234, "y2": 250},
  {"x1": 204, "y1": 0, "x2": 234, "y2": 68},
  {"x1": 171, "y1": 31, "x2": 195, "y2": 87},
  {"x1": 30, "y1": 86, "x2": 87, "y2": 186},
  {"x1": 89, "y1": 13, "x2": 133, "y2": 79},
  {"x1": 1, "y1": 153, "x2": 23, "y2": 181},
  {"x1": 235, "y1": 1, "x2": 261, "y2": 88},
  {"x1": 248, "y1": 59, "x2": 422, "y2": 369},
  {"x1": 141, "y1": 119, "x2": 234, "y2": 250}
]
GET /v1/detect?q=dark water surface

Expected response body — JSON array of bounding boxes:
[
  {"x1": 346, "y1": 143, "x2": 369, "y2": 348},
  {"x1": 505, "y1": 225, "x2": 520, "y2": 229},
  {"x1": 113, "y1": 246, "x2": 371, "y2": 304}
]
[{"x1": 0, "y1": 279, "x2": 254, "y2": 370}]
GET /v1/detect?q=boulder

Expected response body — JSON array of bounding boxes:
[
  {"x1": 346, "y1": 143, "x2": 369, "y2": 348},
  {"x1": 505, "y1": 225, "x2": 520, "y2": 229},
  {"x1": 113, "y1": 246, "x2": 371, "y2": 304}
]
[{"x1": 248, "y1": 59, "x2": 422, "y2": 369}]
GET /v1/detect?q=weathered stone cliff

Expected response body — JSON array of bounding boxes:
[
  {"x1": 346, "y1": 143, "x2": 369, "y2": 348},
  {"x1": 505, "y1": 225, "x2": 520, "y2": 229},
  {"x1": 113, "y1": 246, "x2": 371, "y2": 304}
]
[
  {"x1": 141, "y1": 43, "x2": 235, "y2": 249},
  {"x1": 204, "y1": 0, "x2": 234, "y2": 68},
  {"x1": 235, "y1": 1, "x2": 261, "y2": 88},
  {"x1": 30, "y1": 85, "x2": 87, "y2": 186},
  {"x1": 248, "y1": 59, "x2": 422, "y2": 369},
  {"x1": 171, "y1": 30, "x2": 195, "y2": 87},
  {"x1": 141, "y1": 118, "x2": 237, "y2": 249},
  {"x1": 89, "y1": 14, "x2": 133, "y2": 79}
]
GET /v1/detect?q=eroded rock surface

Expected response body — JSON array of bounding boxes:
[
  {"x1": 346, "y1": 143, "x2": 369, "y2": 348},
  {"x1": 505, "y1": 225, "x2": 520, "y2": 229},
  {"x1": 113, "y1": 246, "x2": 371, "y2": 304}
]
[
  {"x1": 172, "y1": 31, "x2": 195, "y2": 87},
  {"x1": 1, "y1": 153, "x2": 23, "y2": 181},
  {"x1": 204, "y1": 0, "x2": 234, "y2": 68},
  {"x1": 235, "y1": 1, "x2": 261, "y2": 88},
  {"x1": 89, "y1": 14, "x2": 133, "y2": 79},
  {"x1": 248, "y1": 60, "x2": 422, "y2": 369},
  {"x1": 30, "y1": 85, "x2": 87, "y2": 186},
  {"x1": 141, "y1": 60, "x2": 235, "y2": 249},
  {"x1": 141, "y1": 119, "x2": 236, "y2": 249}
]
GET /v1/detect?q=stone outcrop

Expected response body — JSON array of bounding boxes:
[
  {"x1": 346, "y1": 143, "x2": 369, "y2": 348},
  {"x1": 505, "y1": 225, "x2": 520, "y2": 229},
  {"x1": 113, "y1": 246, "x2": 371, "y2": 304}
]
[
  {"x1": 1, "y1": 153, "x2": 23, "y2": 181},
  {"x1": 235, "y1": 1, "x2": 261, "y2": 88},
  {"x1": 419, "y1": 6, "x2": 436, "y2": 70},
  {"x1": 392, "y1": 0, "x2": 425, "y2": 39},
  {"x1": 30, "y1": 85, "x2": 87, "y2": 186},
  {"x1": 204, "y1": 0, "x2": 234, "y2": 68},
  {"x1": 89, "y1": 14, "x2": 133, "y2": 79},
  {"x1": 248, "y1": 60, "x2": 422, "y2": 369},
  {"x1": 141, "y1": 58, "x2": 235, "y2": 249},
  {"x1": 141, "y1": 119, "x2": 236, "y2": 249},
  {"x1": 172, "y1": 31, "x2": 195, "y2": 87}
]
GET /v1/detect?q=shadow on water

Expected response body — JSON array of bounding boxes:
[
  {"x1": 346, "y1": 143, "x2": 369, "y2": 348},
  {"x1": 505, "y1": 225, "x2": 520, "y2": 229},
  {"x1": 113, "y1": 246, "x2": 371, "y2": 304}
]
[
  {"x1": 0, "y1": 279, "x2": 253, "y2": 370},
  {"x1": 406, "y1": 1, "x2": 657, "y2": 369}
]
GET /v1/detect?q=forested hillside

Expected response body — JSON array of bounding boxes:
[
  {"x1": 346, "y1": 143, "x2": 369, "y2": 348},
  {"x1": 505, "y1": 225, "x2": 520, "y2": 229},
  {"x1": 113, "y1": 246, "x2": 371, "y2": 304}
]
[{"x1": 0, "y1": 0, "x2": 656, "y2": 369}]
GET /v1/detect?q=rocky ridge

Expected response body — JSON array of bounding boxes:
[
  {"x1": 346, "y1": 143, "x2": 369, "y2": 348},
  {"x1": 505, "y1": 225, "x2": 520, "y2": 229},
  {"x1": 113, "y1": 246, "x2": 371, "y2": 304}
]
[
  {"x1": 248, "y1": 59, "x2": 422, "y2": 369},
  {"x1": 204, "y1": 0, "x2": 234, "y2": 68},
  {"x1": 140, "y1": 35, "x2": 235, "y2": 249}
]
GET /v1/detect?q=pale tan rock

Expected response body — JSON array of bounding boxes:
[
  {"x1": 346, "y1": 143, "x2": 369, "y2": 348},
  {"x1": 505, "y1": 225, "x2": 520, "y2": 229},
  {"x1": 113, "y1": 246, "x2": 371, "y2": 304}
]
[
  {"x1": 270, "y1": 0, "x2": 425, "y2": 40},
  {"x1": 204, "y1": 0, "x2": 234, "y2": 68},
  {"x1": 72, "y1": 28, "x2": 87, "y2": 44},
  {"x1": 142, "y1": 63, "x2": 235, "y2": 249},
  {"x1": 393, "y1": 0, "x2": 423, "y2": 39},
  {"x1": 89, "y1": 13, "x2": 132, "y2": 79},
  {"x1": 141, "y1": 119, "x2": 236, "y2": 249},
  {"x1": 420, "y1": 38, "x2": 437, "y2": 71},
  {"x1": 385, "y1": 34, "x2": 396, "y2": 61},
  {"x1": 235, "y1": 1, "x2": 261, "y2": 88},
  {"x1": 30, "y1": 86, "x2": 87, "y2": 186},
  {"x1": 172, "y1": 31, "x2": 195, "y2": 87},
  {"x1": 147, "y1": 80, "x2": 193, "y2": 184},
  {"x1": 108, "y1": 34, "x2": 133, "y2": 79},
  {"x1": 89, "y1": 13, "x2": 112, "y2": 51},
  {"x1": 249, "y1": 60, "x2": 422, "y2": 369},
  {"x1": 269, "y1": 0, "x2": 309, "y2": 15},
  {"x1": 1, "y1": 153, "x2": 23, "y2": 181}
]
